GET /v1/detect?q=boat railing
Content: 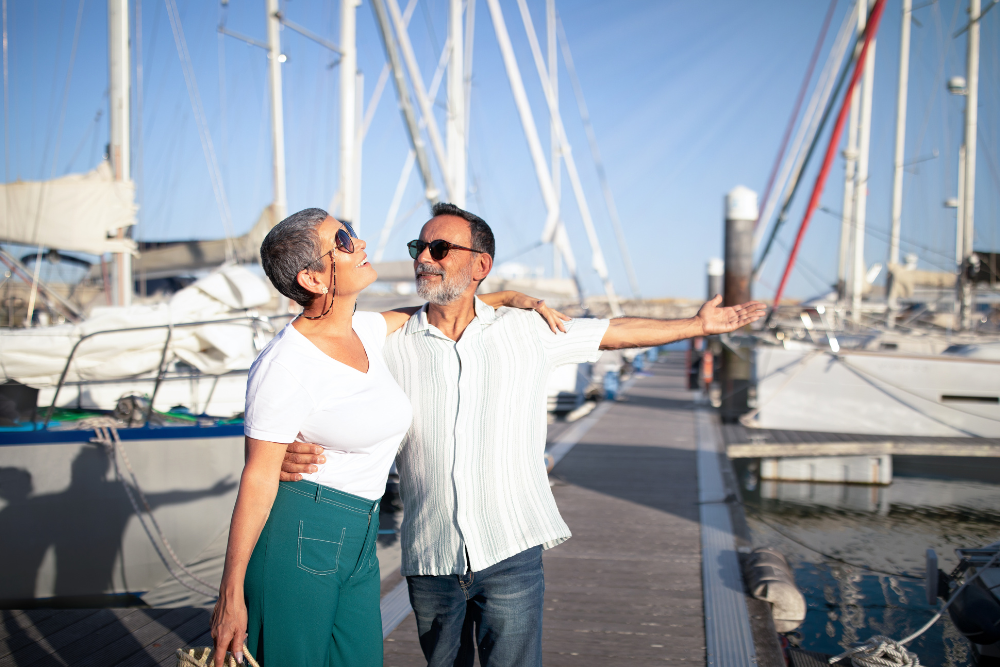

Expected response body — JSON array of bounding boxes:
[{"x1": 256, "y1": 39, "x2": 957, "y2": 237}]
[{"x1": 43, "y1": 312, "x2": 294, "y2": 429}]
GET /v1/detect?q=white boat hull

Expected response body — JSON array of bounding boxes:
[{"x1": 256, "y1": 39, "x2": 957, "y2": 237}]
[
  {"x1": 0, "y1": 427, "x2": 242, "y2": 603},
  {"x1": 753, "y1": 346, "x2": 1000, "y2": 437}
]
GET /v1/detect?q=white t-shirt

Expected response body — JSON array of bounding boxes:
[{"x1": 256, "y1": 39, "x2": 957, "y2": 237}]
[{"x1": 244, "y1": 311, "x2": 413, "y2": 501}]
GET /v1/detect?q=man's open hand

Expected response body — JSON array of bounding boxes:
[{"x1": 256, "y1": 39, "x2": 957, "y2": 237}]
[
  {"x1": 696, "y1": 295, "x2": 766, "y2": 335},
  {"x1": 279, "y1": 442, "x2": 326, "y2": 482}
]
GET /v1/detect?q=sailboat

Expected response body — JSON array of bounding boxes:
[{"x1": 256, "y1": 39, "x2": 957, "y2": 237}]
[
  {"x1": 0, "y1": 0, "x2": 642, "y2": 605},
  {"x1": 743, "y1": 0, "x2": 1000, "y2": 438},
  {"x1": 0, "y1": 0, "x2": 293, "y2": 606}
]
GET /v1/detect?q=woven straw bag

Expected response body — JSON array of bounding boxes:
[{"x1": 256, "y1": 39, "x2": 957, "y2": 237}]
[{"x1": 176, "y1": 644, "x2": 260, "y2": 667}]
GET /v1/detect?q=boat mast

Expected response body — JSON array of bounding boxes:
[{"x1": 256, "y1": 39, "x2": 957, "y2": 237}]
[
  {"x1": 371, "y1": 0, "x2": 441, "y2": 206},
  {"x1": 266, "y1": 0, "x2": 288, "y2": 224},
  {"x1": 504, "y1": 0, "x2": 623, "y2": 316},
  {"x1": 548, "y1": 0, "x2": 561, "y2": 279},
  {"x1": 956, "y1": 145, "x2": 966, "y2": 268},
  {"x1": 888, "y1": 0, "x2": 911, "y2": 269},
  {"x1": 108, "y1": 0, "x2": 131, "y2": 307},
  {"x1": 447, "y1": 0, "x2": 466, "y2": 207},
  {"x1": 339, "y1": 0, "x2": 358, "y2": 227},
  {"x1": 837, "y1": 5, "x2": 863, "y2": 306},
  {"x1": 887, "y1": 0, "x2": 911, "y2": 328},
  {"x1": 958, "y1": 0, "x2": 980, "y2": 331},
  {"x1": 386, "y1": 0, "x2": 452, "y2": 201},
  {"x1": 850, "y1": 12, "x2": 876, "y2": 320},
  {"x1": 485, "y1": 0, "x2": 592, "y2": 307}
]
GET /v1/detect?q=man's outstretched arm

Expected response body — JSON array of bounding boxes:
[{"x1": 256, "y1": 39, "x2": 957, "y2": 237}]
[{"x1": 599, "y1": 295, "x2": 766, "y2": 350}]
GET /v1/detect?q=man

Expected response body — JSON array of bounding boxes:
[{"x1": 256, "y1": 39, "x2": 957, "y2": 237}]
[{"x1": 281, "y1": 203, "x2": 764, "y2": 666}]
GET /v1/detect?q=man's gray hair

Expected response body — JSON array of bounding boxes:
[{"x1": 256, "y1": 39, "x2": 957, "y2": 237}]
[{"x1": 260, "y1": 208, "x2": 329, "y2": 307}]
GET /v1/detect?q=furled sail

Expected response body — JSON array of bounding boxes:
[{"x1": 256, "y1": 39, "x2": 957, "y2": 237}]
[
  {"x1": 132, "y1": 203, "x2": 278, "y2": 280},
  {"x1": 0, "y1": 161, "x2": 137, "y2": 255}
]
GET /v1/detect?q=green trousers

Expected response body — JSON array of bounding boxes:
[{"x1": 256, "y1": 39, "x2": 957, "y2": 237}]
[{"x1": 244, "y1": 480, "x2": 382, "y2": 666}]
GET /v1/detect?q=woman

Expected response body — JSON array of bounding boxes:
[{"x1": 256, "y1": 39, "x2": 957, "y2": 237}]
[{"x1": 210, "y1": 208, "x2": 565, "y2": 666}]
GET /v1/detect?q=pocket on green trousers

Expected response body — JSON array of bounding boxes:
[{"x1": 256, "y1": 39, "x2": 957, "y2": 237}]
[{"x1": 296, "y1": 520, "x2": 345, "y2": 575}]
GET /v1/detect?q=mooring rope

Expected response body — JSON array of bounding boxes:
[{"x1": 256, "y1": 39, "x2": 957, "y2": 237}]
[
  {"x1": 89, "y1": 421, "x2": 218, "y2": 599},
  {"x1": 177, "y1": 643, "x2": 259, "y2": 667},
  {"x1": 829, "y1": 635, "x2": 920, "y2": 667},
  {"x1": 829, "y1": 547, "x2": 1000, "y2": 666}
]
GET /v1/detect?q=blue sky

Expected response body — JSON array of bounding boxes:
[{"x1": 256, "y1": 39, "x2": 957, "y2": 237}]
[{"x1": 3, "y1": 0, "x2": 999, "y2": 300}]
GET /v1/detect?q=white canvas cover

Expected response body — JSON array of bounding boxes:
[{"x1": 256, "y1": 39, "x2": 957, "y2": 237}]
[
  {"x1": 0, "y1": 161, "x2": 137, "y2": 255},
  {"x1": 0, "y1": 265, "x2": 273, "y2": 386},
  {"x1": 887, "y1": 263, "x2": 956, "y2": 301}
]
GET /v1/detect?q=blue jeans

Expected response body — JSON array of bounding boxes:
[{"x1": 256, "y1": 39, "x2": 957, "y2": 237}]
[{"x1": 406, "y1": 546, "x2": 545, "y2": 667}]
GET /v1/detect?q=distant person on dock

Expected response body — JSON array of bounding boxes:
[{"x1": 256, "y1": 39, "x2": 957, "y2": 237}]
[
  {"x1": 280, "y1": 203, "x2": 765, "y2": 667},
  {"x1": 209, "y1": 208, "x2": 565, "y2": 667}
]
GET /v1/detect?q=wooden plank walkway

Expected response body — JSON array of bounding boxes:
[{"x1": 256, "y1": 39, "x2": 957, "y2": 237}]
[
  {"x1": 0, "y1": 607, "x2": 213, "y2": 667},
  {"x1": 385, "y1": 356, "x2": 714, "y2": 666}
]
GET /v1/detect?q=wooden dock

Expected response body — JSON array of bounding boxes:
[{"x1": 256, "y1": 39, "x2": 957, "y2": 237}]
[
  {"x1": 385, "y1": 356, "x2": 775, "y2": 666},
  {"x1": 2, "y1": 355, "x2": 774, "y2": 666},
  {"x1": 0, "y1": 607, "x2": 213, "y2": 667},
  {"x1": 723, "y1": 422, "x2": 1000, "y2": 459}
]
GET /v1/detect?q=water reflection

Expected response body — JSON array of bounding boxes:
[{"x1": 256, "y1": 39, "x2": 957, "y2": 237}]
[{"x1": 733, "y1": 459, "x2": 1000, "y2": 665}]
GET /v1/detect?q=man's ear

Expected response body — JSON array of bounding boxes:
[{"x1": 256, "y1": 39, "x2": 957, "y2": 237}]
[{"x1": 472, "y1": 252, "x2": 493, "y2": 282}]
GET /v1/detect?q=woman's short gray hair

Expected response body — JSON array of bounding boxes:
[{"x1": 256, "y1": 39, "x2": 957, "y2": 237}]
[{"x1": 260, "y1": 208, "x2": 329, "y2": 307}]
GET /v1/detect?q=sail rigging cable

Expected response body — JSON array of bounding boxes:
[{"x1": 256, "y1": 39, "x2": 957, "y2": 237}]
[
  {"x1": 26, "y1": 0, "x2": 85, "y2": 326},
  {"x1": 373, "y1": 1, "x2": 452, "y2": 263},
  {"x1": 754, "y1": 15, "x2": 863, "y2": 281},
  {"x1": 769, "y1": 0, "x2": 887, "y2": 318},
  {"x1": 556, "y1": 15, "x2": 641, "y2": 299},
  {"x1": 95, "y1": 425, "x2": 219, "y2": 599},
  {"x1": 362, "y1": 0, "x2": 418, "y2": 143},
  {"x1": 513, "y1": 0, "x2": 622, "y2": 315},
  {"x1": 754, "y1": 0, "x2": 837, "y2": 236},
  {"x1": 163, "y1": 0, "x2": 236, "y2": 260},
  {"x1": 754, "y1": 1, "x2": 859, "y2": 254},
  {"x1": 386, "y1": 0, "x2": 452, "y2": 200}
]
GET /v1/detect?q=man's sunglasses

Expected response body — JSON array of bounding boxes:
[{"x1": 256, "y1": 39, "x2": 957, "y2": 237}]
[
  {"x1": 302, "y1": 222, "x2": 358, "y2": 270},
  {"x1": 407, "y1": 239, "x2": 482, "y2": 261}
]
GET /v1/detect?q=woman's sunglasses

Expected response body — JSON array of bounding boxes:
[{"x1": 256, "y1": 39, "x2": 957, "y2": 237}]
[
  {"x1": 302, "y1": 223, "x2": 358, "y2": 270},
  {"x1": 407, "y1": 239, "x2": 482, "y2": 261}
]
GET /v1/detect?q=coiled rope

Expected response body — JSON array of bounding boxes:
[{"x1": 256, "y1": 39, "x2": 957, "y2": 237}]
[
  {"x1": 829, "y1": 547, "x2": 1000, "y2": 666},
  {"x1": 829, "y1": 636, "x2": 919, "y2": 667},
  {"x1": 177, "y1": 643, "x2": 259, "y2": 667},
  {"x1": 89, "y1": 420, "x2": 218, "y2": 599}
]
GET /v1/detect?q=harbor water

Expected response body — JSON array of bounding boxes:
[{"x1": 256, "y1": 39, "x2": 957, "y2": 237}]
[{"x1": 733, "y1": 459, "x2": 1000, "y2": 666}]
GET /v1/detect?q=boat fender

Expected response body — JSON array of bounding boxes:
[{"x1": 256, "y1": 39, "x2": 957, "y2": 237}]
[
  {"x1": 746, "y1": 547, "x2": 806, "y2": 633},
  {"x1": 946, "y1": 578, "x2": 1000, "y2": 646}
]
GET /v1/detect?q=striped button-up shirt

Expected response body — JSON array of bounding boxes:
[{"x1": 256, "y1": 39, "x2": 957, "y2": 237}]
[{"x1": 384, "y1": 298, "x2": 609, "y2": 576}]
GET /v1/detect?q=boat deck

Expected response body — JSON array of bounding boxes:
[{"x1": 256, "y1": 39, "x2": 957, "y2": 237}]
[{"x1": 1, "y1": 356, "x2": 776, "y2": 666}]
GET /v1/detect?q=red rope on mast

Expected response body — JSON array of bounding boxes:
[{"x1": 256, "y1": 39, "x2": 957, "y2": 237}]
[
  {"x1": 754, "y1": 0, "x2": 838, "y2": 232},
  {"x1": 769, "y1": 0, "x2": 887, "y2": 315}
]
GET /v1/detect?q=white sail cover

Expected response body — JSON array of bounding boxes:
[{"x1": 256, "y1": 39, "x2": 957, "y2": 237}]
[
  {"x1": 0, "y1": 161, "x2": 137, "y2": 255},
  {"x1": 0, "y1": 264, "x2": 273, "y2": 387}
]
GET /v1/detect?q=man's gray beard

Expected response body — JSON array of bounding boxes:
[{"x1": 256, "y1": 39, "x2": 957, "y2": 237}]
[{"x1": 415, "y1": 261, "x2": 473, "y2": 305}]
